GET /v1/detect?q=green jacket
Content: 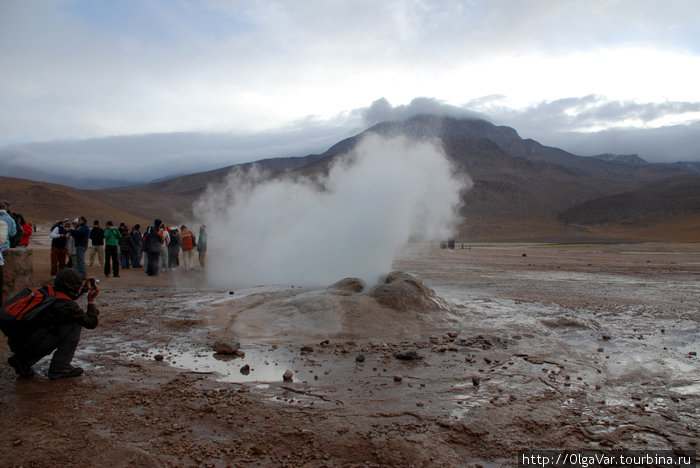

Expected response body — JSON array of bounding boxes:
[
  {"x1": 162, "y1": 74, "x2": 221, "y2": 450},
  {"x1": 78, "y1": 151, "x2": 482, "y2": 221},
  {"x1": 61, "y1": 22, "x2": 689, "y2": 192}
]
[{"x1": 103, "y1": 227, "x2": 122, "y2": 246}]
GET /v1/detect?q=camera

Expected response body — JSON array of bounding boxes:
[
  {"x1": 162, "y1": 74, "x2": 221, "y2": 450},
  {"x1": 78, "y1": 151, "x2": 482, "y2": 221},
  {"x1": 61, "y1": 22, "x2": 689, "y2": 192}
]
[{"x1": 89, "y1": 278, "x2": 100, "y2": 288}]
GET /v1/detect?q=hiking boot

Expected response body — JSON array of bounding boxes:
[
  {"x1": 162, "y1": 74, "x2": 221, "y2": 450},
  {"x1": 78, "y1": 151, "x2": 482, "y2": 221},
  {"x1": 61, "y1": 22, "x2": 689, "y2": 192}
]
[
  {"x1": 8, "y1": 356, "x2": 35, "y2": 378},
  {"x1": 48, "y1": 365, "x2": 84, "y2": 380}
]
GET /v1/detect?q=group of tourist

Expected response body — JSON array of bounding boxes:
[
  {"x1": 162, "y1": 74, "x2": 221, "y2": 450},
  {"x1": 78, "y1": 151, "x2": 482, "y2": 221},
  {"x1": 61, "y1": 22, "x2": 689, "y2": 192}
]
[
  {"x1": 49, "y1": 217, "x2": 208, "y2": 278},
  {"x1": 0, "y1": 200, "x2": 33, "y2": 267}
]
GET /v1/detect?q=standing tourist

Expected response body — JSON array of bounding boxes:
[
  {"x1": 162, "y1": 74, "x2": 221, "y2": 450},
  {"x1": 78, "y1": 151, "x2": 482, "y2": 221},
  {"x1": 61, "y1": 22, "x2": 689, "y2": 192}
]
[
  {"x1": 168, "y1": 228, "x2": 180, "y2": 269},
  {"x1": 88, "y1": 220, "x2": 105, "y2": 268},
  {"x1": 69, "y1": 216, "x2": 90, "y2": 277},
  {"x1": 197, "y1": 225, "x2": 207, "y2": 268},
  {"x1": 144, "y1": 219, "x2": 164, "y2": 276},
  {"x1": 179, "y1": 225, "x2": 196, "y2": 270},
  {"x1": 118, "y1": 223, "x2": 134, "y2": 270},
  {"x1": 131, "y1": 224, "x2": 143, "y2": 268},
  {"x1": 19, "y1": 214, "x2": 32, "y2": 247},
  {"x1": 159, "y1": 224, "x2": 170, "y2": 271},
  {"x1": 103, "y1": 221, "x2": 121, "y2": 278},
  {"x1": 49, "y1": 219, "x2": 69, "y2": 277}
]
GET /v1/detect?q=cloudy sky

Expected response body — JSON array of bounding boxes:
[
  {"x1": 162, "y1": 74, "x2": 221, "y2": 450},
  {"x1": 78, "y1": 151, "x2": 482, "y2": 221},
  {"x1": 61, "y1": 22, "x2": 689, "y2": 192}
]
[{"x1": 1, "y1": 0, "x2": 699, "y2": 186}]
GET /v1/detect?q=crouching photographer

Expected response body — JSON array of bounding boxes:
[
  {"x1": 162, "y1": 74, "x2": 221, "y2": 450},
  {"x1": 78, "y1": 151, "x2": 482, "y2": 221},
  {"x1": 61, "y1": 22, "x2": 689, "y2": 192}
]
[{"x1": 3, "y1": 269, "x2": 100, "y2": 380}]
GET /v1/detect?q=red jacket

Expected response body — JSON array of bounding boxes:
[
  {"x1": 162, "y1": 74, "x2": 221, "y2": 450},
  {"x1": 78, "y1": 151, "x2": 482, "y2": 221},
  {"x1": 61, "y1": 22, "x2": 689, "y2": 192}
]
[
  {"x1": 21, "y1": 223, "x2": 32, "y2": 246},
  {"x1": 180, "y1": 229, "x2": 195, "y2": 251}
]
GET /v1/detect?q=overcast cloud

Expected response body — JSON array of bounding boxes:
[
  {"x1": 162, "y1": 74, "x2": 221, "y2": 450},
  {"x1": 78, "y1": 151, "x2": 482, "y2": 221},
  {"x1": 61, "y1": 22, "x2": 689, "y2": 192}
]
[{"x1": 1, "y1": 0, "x2": 699, "y2": 186}]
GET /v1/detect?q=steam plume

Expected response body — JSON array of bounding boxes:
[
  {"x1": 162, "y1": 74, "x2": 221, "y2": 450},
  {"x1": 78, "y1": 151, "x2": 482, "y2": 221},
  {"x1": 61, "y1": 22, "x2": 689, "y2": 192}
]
[{"x1": 195, "y1": 133, "x2": 470, "y2": 288}]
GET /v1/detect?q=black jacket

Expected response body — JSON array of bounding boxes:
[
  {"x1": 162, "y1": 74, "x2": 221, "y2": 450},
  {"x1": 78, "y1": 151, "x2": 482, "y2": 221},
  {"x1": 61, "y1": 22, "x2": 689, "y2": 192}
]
[{"x1": 6, "y1": 270, "x2": 99, "y2": 349}]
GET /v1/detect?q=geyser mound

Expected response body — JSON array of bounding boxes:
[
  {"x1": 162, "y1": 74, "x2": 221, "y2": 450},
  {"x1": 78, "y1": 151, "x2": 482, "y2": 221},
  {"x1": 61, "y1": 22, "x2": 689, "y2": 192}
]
[
  {"x1": 219, "y1": 272, "x2": 454, "y2": 340},
  {"x1": 367, "y1": 271, "x2": 450, "y2": 313}
]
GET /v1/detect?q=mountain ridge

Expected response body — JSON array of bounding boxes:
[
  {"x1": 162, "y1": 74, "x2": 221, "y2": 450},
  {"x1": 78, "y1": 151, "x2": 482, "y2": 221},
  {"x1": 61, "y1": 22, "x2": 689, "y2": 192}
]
[{"x1": 2, "y1": 115, "x2": 698, "y2": 242}]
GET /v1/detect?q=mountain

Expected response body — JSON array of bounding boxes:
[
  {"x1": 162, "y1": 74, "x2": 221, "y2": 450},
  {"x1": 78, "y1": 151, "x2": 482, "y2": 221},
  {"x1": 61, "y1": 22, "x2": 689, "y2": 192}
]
[{"x1": 2, "y1": 114, "x2": 698, "y2": 242}]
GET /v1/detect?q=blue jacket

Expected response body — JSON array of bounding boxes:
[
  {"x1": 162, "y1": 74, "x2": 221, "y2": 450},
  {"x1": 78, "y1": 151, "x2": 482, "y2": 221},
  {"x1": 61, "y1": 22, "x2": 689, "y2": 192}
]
[
  {"x1": 0, "y1": 210, "x2": 17, "y2": 249},
  {"x1": 69, "y1": 223, "x2": 90, "y2": 248}
]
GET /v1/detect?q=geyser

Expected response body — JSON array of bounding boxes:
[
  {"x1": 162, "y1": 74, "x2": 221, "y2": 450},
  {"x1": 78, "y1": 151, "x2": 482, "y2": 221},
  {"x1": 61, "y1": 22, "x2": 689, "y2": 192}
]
[{"x1": 195, "y1": 133, "x2": 471, "y2": 288}]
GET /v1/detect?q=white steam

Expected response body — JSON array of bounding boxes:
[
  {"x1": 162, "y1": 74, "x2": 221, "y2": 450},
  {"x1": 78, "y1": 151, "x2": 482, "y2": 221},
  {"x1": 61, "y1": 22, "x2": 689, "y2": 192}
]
[{"x1": 196, "y1": 133, "x2": 470, "y2": 288}]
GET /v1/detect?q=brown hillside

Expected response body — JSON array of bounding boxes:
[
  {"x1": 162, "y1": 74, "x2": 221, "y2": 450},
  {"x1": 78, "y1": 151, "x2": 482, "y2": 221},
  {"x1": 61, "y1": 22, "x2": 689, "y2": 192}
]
[{"x1": 0, "y1": 177, "x2": 187, "y2": 228}]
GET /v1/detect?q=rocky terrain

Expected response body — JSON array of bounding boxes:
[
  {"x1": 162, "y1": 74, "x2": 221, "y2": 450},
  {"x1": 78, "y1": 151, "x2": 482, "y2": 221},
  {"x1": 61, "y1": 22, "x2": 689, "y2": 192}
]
[{"x1": 1, "y1": 234, "x2": 698, "y2": 466}]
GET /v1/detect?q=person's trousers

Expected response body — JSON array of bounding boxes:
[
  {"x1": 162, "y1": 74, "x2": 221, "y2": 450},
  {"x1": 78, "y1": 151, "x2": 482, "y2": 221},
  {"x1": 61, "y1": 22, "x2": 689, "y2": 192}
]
[
  {"x1": 182, "y1": 249, "x2": 195, "y2": 270},
  {"x1": 146, "y1": 251, "x2": 160, "y2": 276},
  {"x1": 198, "y1": 250, "x2": 206, "y2": 268},
  {"x1": 160, "y1": 246, "x2": 168, "y2": 269},
  {"x1": 75, "y1": 245, "x2": 87, "y2": 276},
  {"x1": 10, "y1": 323, "x2": 82, "y2": 373},
  {"x1": 87, "y1": 245, "x2": 104, "y2": 267},
  {"x1": 104, "y1": 245, "x2": 119, "y2": 276},
  {"x1": 50, "y1": 247, "x2": 67, "y2": 277},
  {"x1": 132, "y1": 250, "x2": 142, "y2": 267},
  {"x1": 120, "y1": 250, "x2": 131, "y2": 269}
]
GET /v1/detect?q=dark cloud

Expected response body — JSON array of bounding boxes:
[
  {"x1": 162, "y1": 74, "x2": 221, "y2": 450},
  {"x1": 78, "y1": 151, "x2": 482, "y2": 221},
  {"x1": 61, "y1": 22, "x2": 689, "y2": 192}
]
[{"x1": 362, "y1": 97, "x2": 486, "y2": 127}]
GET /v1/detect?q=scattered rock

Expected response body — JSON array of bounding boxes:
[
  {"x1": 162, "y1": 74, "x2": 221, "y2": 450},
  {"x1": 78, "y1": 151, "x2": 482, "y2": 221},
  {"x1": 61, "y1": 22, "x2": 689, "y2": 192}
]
[
  {"x1": 522, "y1": 253, "x2": 527, "y2": 257},
  {"x1": 283, "y1": 370, "x2": 294, "y2": 382},
  {"x1": 319, "y1": 340, "x2": 330, "y2": 346},
  {"x1": 393, "y1": 375, "x2": 403, "y2": 382},
  {"x1": 154, "y1": 354, "x2": 164, "y2": 362},
  {"x1": 301, "y1": 345, "x2": 314, "y2": 354},
  {"x1": 471, "y1": 376, "x2": 481, "y2": 386},
  {"x1": 601, "y1": 335, "x2": 611, "y2": 341},
  {"x1": 395, "y1": 350, "x2": 420, "y2": 360},
  {"x1": 240, "y1": 364, "x2": 250, "y2": 375},
  {"x1": 228, "y1": 291, "x2": 235, "y2": 295},
  {"x1": 689, "y1": 351, "x2": 697, "y2": 357},
  {"x1": 213, "y1": 341, "x2": 241, "y2": 355},
  {"x1": 355, "y1": 354, "x2": 365, "y2": 363}
]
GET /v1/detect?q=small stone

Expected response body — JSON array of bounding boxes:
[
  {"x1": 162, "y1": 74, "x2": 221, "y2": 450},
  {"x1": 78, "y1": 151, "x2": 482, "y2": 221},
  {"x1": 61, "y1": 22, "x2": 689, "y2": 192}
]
[
  {"x1": 395, "y1": 350, "x2": 419, "y2": 360},
  {"x1": 154, "y1": 354, "x2": 164, "y2": 361},
  {"x1": 689, "y1": 439, "x2": 697, "y2": 446},
  {"x1": 689, "y1": 351, "x2": 697, "y2": 357},
  {"x1": 601, "y1": 335, "x2": 611, "y2": 341},
  {"x1": 355, "y1": 354, "x2": 365, "y2": 363},
  {"x1": 213, "y1": 341, "x2": 241, "y2": 355},
  {"x1": 471, "y1": 376, "x2": 480, "y2": 386},
  {"x1": 283, "y1": 370, "x2": 294, "y2": 382},
  {"x1": 240, "y1": 364, "x2": 250, "y2": 375},
  {"x1": 597, "y1": 348, "x2": 604, "y2": 352},
  {"x1": 301, "y1": 345, "x2": 314, "y2": 353},
  {"x1": 228, "y1": 291, "x2": 235, "y2": 295},
  {"x1": 393, "y1": 375, "x2": 403, "y2": 382}
]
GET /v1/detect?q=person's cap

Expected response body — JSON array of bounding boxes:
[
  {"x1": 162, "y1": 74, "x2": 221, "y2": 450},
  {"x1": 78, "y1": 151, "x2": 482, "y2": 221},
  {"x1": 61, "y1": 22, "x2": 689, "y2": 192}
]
[{"x1": 1, "y1": 200, "x2": 10, "y2": 210}]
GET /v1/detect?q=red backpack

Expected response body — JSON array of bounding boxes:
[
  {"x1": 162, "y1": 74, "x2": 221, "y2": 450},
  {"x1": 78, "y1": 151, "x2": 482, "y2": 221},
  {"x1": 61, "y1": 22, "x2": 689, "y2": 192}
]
[{"x1": 0, "y1": 285, "x2": 72, "y2": 323}]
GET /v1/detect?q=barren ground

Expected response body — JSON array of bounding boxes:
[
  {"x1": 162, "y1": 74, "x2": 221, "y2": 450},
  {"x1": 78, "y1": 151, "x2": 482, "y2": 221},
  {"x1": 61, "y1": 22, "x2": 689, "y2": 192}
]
[{"x1": 1, "y1": 235, "x2": 699, "y2": 467}]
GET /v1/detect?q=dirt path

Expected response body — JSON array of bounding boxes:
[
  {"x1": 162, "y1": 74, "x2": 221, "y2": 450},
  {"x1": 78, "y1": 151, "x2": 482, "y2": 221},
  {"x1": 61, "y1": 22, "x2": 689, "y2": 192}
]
[{"x1": 1, "y1": 238, "x2": 698, "y2": 467}]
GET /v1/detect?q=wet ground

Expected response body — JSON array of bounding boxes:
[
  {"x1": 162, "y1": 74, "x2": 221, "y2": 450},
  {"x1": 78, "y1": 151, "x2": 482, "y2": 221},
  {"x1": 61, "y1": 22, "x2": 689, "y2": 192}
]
[{"x1": 1, "y1": 241, "x2": 698, "y2": 467}]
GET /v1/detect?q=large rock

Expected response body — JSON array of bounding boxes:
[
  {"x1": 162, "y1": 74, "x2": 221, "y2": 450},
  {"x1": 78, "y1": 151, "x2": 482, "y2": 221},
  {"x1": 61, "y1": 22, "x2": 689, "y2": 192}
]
[{"x1": 1, "y1": 248, "x2": 33, "y2": 304}]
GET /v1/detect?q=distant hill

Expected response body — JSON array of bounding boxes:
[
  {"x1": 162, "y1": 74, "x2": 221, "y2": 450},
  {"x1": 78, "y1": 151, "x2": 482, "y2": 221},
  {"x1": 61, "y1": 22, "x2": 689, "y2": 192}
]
[{"x1": 3, "y1": 115, "x2": 699, "y2": 241}]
